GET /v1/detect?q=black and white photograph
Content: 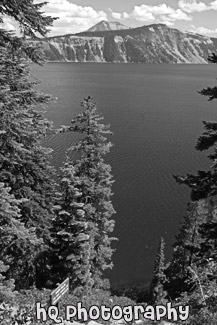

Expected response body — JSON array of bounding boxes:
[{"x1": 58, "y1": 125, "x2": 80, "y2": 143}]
[{"x1": 1, "y1": 0, "x2": 217, "y2": 324}]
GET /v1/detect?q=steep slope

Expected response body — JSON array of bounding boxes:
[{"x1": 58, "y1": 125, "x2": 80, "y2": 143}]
[
  {"x1": 39, "y1": 24, "x2": 217, "y2": 63},
  {"x1": 86, "y1": 20, "x2": 130, "y2": 32}
]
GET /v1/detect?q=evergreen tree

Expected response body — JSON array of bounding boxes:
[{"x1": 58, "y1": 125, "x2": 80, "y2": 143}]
[
  {"x1": 0, "y1": 0, "x2": 55, "y2": 62},
  {"x1": 199, "y1": 53, "x2": 217, "y2": 101},
  {"x1": 149, "y1": 237, "x2": 167, "y2": 304},
  {"x1": 0, "y1": 182, "x2": 40, "y2": 290},
  {"x1": 48, "y1": 162, "x2": 93, "y2": 292},
  {"x1": 165, "y1": 201, "x2": 208, "y2": 299},
  {"x1": 49, "y1": 97, "x2": 116, "y2": 291},
  {"x1": 177, "y1": 258, "x2": 217, "y2": 314},
  {"x1": 0, "y1": 45, "x2": 56, "y2": 289},
  {"x1": 172, "y1": 56, "x2": 217, "y2": 301},
  {"x1": 0, "y1": 261, "x2": 15, "y2": 303},
  {"x1": 0, "y1": 45, "x2": 56, "y2": 237},
  {"x1": 0, "y1": 1, "x2": 57, "y2": 289}
]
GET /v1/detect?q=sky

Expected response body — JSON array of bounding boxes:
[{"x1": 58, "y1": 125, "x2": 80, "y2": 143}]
[{"x1": 2, "y1": 0, "x2": 217, "y2": 37}]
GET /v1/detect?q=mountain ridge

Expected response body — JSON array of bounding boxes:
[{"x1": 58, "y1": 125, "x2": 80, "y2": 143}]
[
  {"x1": 85, "y1": 20, "x2": 130, "y2": 32},
  {"x1": 38, "y1": 23, "x2": 217, "y2": 63}
]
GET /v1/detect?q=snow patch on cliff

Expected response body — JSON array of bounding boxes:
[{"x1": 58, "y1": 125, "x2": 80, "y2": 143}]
[{"x1": 149, "y1": 27, "x2": 155, "y2": 33}]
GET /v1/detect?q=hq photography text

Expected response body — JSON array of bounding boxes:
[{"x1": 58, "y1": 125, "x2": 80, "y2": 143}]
[
  {"x1": 36, "y1": 302, "x2": 190, "y2": 323},
  {"x1": 36, "y1": 278, "x2": 189, "y2": 323}
]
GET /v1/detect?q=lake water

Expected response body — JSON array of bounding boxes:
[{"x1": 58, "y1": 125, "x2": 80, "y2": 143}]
[{"x1": 32, "y1": 63, "x2": 217, "y2": 287}]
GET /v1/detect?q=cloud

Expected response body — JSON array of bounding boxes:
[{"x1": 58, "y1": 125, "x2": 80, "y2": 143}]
[
  {"x1": 109, "y1": 3, "x2": 191, "y2": 25},
  {"x1": 178, "y1": 0, "x2": 209, "y2": 13},
  {"x1": 179, "y1": 0, "x2": 217, "y2": 13},
  {"x1": 0, "y1": 17, "x2": 17, "y2": 31},
  {"x1": 33, "y1": 0, "x2": 107, "y2": 35},
  {"x1": 130, "y1": 4, "x2": 192, "y2": 24},
  {"x1": 111, "y1": 11, "x2": 122, "y2": 20},
  {"x1": 132, "y1": 4, "x2": 172, "y2": 22},
  {"x1": 0, "y1": 16, "x2": 22, "y2": 36},
  {"x1": 211, "y1": 0, "x2": 217, "y2": 10},
  {"x1": 123, "y1": 12, "x2": 130, "y2": 19},
  {"x1": 108, "y1": 9, "x2": 130, "y2": 20},
  {"x1": 189, "y1": 24, "x2": 217, "y2": 36}
]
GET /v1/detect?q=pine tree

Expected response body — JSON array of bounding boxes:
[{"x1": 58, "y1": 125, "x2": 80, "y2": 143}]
[
  {"x1": 0, "y1": 261, "x2": 15, "y2": 303},
  {"x1": 165, "y1": 201, "x2": 208, "y2": 299},
  {"x1": 0, "y1": 2, "x2": 57, "y2": 289},
  {"x1": 0, "y1": 45, "x2": 56, "y2": 236},
  {"x1": 167, "y1": 54, "x2": 217, "y2": 318},
  {"x1": 0, "y1": 0, "x2": 55, "y2": 63},
  {"x1": 48, "y1": 162, "x2": 93, "y2": 292},
  {"x1": 199, "y1": 53, "x2": 217, "y2": 101},
  {"x1": 49, "y1": 97, "x2": 116, "y2": 291},
  {"x1": 0, "y1": 182, "x2": 40, "y2": 290},
  {"x1": 149, "y1": 237, "x2": 167, "y2": 304},
  {"x1": 0, "y1": 45, "x2": 57, "y2": 289}
]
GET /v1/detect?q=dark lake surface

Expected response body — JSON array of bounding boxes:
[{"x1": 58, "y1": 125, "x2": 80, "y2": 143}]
[{"x1": 32, "y1": 63, "x2": 217, "y2": 287}]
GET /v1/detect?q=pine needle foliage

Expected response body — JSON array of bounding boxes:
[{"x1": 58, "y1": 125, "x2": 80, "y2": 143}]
[
  {"x1": 0, "y1": 0, "x2": 56, "y2": 63},
  {"x1": 0, "y1": 0, "x2": 58, "y2": 293},
  {"x1": 0, "y1": 260, "x2": 15, "y2": 303},
  {"x1": 0, "y1": 45, "x2": 56, "y2": 239},
  {"x1": 165, "y1": 201, "x2": 208, "y2": 299},
  {"x1": 0, "y1": 40, "x2": 56, "y2": 290},
  {"x1": 0, "y1": 182, "x2": 38, "y2": 296},
  {"x1": 0, "y1": 180, "x2": 43, "y2": 290},
  {"x1": 49, "y1": 97, "x2": 116, "y2": 291},
  {"x1": 199, "y1": 53, "x2": 217, "y2": 101},
  {"x1": 149, "y1": 237, "x2": 167, "y2": 304},
  {"x1": 171, "y1": 57, "x2": 217, "y2": 308}
]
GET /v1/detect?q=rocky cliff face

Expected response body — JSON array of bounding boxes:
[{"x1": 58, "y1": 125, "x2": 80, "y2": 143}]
[{"x1": 39, "y1": 24, "x2": 217, "y2": 63}]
